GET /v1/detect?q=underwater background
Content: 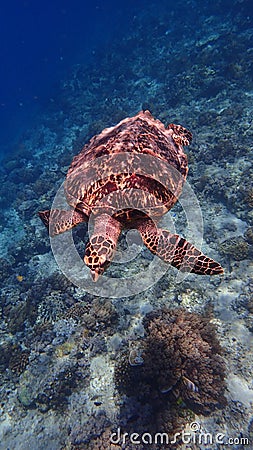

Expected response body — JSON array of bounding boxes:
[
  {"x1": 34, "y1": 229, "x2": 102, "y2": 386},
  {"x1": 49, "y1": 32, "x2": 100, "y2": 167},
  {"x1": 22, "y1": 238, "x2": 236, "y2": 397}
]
[{"x1": 0, "y1": 0, "x2": 253, "y2": 449}]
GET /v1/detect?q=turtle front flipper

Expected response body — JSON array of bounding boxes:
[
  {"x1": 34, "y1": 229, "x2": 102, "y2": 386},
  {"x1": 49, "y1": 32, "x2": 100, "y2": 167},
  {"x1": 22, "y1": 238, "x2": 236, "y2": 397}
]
[
  {"x1": 84, "y1": 213, "x2": 122, "y2": 281},
  {"x1": 137, "y1": 220, "x2": 223, "y2": 275},
  {"x1": 38, "y1": 209, "x2": 88, "y2": 236}
]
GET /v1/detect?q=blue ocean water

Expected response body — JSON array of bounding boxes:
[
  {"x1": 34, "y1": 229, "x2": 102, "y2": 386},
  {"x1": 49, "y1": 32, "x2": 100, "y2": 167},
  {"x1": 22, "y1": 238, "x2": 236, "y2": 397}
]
[
  {"x1": 1, "y1": 0, "x2": 252, "y2": 156},
  {"x1": 0, "y1": 1, "x2": 253, "y2": 449},
  {"x1": 0, "y1": 0, "x2": 143, "y2": 155}
]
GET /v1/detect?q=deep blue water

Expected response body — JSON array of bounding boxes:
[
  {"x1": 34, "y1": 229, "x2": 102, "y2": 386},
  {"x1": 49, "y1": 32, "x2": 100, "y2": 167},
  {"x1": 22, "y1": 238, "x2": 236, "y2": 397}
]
[
  {"x1": 0, "y1": 0, "x2": 143, "y2": 154},
  {"x1": 1, "y1": 0, "x2": 252, "y2": 157}
]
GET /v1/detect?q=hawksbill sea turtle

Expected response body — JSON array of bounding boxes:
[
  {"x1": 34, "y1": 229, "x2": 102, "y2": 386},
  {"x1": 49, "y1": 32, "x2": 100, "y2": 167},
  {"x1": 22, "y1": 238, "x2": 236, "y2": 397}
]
[{"x1": 39, "y1": 110, "x2": 223, "y2": 281}]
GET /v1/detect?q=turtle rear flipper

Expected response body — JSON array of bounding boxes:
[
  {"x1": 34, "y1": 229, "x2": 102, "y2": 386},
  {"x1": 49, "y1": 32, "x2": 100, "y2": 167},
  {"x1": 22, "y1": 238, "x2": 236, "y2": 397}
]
[
  {"x1": 137, "y1": 220, "x2": 223, "y2": 275},
  {"x1": 38, "y1": 209, "x2": 87, "y2": 236}
]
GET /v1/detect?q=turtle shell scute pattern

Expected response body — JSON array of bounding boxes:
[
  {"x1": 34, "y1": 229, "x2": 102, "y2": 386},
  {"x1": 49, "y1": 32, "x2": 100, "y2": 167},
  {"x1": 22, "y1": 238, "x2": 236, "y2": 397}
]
[{"x1": 64, "y1": 110, "x2": 191, "y2": 222}]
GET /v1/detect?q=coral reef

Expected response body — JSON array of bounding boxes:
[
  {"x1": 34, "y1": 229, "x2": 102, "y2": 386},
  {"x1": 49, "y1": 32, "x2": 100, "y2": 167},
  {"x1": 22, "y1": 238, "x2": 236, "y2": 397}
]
[
  {"x1": 244, "y1": 226, "x2": 253, "y2": 244},
  {"x1": 244, "y1": 188, "x2": 253, "y2": 208},
  {"x1": 68, "y1": 412, "x2": 113, "y2": 449},
  {"x1": 64, "y1": 302, "x2": 87, "y2": 321},
  {"x1": 0, "y1": 0, "x2": 253, "y2": 448},
  {"x1": 232, "y1": 279, "x2": 253, "y2": 332},
  {"x1": 219, "y1": 236, "x2": 250, "y2": 261},
  {"x1": 111, "y1": 308, "x2": 227, "y2": 448},
  {"x1": 36, "y1": 292, "x2": 67, "y2": 324},
  {"x1": 17, "y1": 346, "x2": 89, "y2": 412},
  {"x1": 74, "y1": 298, "x2": 119, "y2": 334},
  {"x1": 0, "y1": 342, "x2": 30, "y2": 375},
  {"x1": 62, "y1": 296, "x2": 119, "y2": 335},
  {"x1": 115, "y1": 308, "x2": 226, "y2": 416}
]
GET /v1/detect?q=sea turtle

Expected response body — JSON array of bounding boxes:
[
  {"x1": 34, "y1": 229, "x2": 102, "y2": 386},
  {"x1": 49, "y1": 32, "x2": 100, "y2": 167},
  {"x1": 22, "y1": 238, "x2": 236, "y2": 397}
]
[{"x1": 39, "y1": 110, "x2": 223, "y2": 281}]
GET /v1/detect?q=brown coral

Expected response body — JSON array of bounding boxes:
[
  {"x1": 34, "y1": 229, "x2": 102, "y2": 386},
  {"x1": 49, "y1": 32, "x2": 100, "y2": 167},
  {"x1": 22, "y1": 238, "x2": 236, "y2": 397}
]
[
  {"x1": 244, "y1": 188, "x2": 253, "y2": 208},
  {"x1": 0, "y1": 342, "x2": 30, "y2": 375},
  {"x1": 9, "y1": 349, "x2": 30, "y2": 375},
  {"x1": 65, "y1": 299, "x2": 118, "y2": 334},
  {"x1": 219, "y1": 236, "x2": 249, "y2": 261},
  {"x1": 142, "y1": 308, "x2": 226, "y2": 414},
  {"x1": 244, "y1": 227, "x2": 253, "y2": 245},
  {"x1": 115, "y1": 308, "x2": 226, "y2": 416},
  {"x1": 64, "y1": 302, "x2": 87, "y2": 321}
]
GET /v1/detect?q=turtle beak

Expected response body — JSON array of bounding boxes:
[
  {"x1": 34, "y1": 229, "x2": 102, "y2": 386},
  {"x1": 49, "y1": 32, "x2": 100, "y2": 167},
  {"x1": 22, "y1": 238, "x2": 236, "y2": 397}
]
[{"x1": 90, "y1": 269, "x2": 100, "y2": 282}]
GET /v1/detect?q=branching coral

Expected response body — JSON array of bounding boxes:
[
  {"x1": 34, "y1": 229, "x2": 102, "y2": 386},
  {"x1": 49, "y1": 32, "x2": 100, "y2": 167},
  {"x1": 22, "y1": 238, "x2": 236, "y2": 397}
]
[{"x1": 65, "y1": 298, "x2": 119, "y2": 334}]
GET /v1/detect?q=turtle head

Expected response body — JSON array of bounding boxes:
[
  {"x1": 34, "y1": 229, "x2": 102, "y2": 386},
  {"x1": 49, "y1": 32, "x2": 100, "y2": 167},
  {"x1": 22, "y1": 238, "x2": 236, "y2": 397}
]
[
  {"x1": 84, "y1": 235, "x2": 115, "y2": 281},
  {"x1": 84, "y1": 213, "x2": 122, "y2": 281}
]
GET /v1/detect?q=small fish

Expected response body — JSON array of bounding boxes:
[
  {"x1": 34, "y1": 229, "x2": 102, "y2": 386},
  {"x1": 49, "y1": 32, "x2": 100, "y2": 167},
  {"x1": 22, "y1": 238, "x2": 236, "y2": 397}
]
[
  {"x1": 182, "y1": 375, "x2": 199, "y2": 393},
  {"x1": 16, "y1": 275, "x2": 23, "y2": 282},
  {"x1": 159, "y1": 383, "x2": 176, "y2": 394},
  {"x1": 128, "y1": 349, "x2": 144, "y2": 366}
]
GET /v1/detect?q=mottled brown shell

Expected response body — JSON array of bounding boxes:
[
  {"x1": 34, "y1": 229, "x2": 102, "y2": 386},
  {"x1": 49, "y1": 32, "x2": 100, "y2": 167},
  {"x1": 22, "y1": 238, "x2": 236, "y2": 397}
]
[{"x1": 64, "y1": 110, "x2": 191, "y2": 222}]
